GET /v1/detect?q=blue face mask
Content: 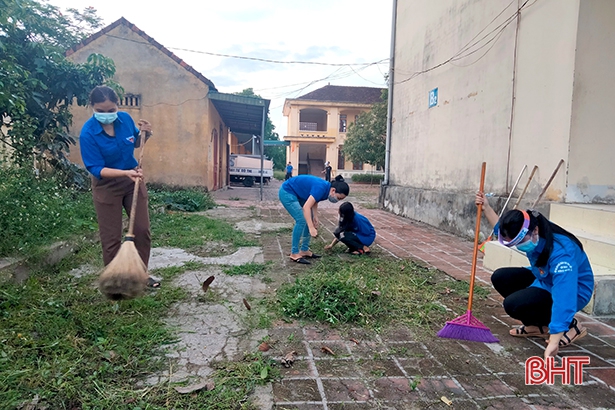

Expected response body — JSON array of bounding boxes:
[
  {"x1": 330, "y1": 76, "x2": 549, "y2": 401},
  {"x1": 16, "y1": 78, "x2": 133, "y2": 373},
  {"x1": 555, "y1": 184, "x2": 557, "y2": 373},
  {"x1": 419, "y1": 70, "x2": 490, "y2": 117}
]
[
  {"x1": 94, "y1": 111, "x2": 117, "y2": 124},
  {"x1": 328, "y1": 195, "x2": 339, "y2": 203},
  {"x1": 516, "y1": 237, "x2": 539, "y2": 253}
]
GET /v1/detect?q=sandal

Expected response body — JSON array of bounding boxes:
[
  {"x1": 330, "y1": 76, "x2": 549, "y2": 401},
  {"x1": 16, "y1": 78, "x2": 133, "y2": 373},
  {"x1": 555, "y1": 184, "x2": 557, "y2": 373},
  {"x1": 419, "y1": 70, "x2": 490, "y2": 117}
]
[
  {"x1": 290, "y1": 257, "x2": 311, "y2": 265},
  {"x1": 351, "y1": 249, "x2": 365, "y2": 256},
  {"x1": 509, "y1": 325, "x2": 550, "y2": 338},
  {"x1": 557, "y1": 318, "x2": 588, "y2": 348},
  {"x1": 302, "y1": 252, "x2": 321, "y2": 259},
  {"x1": 147, "y1": 277, "x2": 161, "y2": 288}
]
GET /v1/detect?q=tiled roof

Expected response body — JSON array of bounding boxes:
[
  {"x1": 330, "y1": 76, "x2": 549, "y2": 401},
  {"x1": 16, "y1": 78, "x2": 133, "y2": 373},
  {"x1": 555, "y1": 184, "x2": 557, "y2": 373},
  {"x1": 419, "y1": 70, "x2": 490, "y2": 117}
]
[
  {"x1": 65, "y1": 17, "x2": 217, "y2": 91},
  {"x1": 296, "y1": 85, "x2": 385, "y2": 104}
]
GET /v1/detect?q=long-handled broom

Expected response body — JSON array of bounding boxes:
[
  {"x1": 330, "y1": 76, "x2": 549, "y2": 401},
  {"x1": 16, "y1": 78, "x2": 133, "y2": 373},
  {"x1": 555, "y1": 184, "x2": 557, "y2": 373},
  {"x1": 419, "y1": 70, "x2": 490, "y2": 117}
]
[
  {"x1": 437, "y1": 162, "x2": 499, "y2": 343},
  {"x1": 98, "y1": 131, "x2": 149, "y2": 300}
]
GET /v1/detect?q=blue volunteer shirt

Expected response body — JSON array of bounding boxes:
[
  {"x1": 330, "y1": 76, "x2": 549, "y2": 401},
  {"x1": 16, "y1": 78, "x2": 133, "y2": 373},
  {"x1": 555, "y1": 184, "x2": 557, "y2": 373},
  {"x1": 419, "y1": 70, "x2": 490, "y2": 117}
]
[
  {"x1": 79, "y1": 111, "x2": 140, "y2": 179},
  {"x1": 352, "y1": 212, "x2": 376, "y2": 246},
  {"x1": 282, "y1": 175, "x2": 331, "y2": 202},
  {"x1": 286, "y1": 165, "x2": 293, "y2": 173},
  {"x1": 522, "y1": 233, "x2": 594, "y2": 334}
]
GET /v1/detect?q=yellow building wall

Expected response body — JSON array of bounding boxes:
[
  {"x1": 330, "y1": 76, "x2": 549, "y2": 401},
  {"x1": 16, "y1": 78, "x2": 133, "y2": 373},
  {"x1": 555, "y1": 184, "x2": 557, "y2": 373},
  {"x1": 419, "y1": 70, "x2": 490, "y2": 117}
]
[{"x1": 66, "y1": 24, "x2": 225, "y2": 189}]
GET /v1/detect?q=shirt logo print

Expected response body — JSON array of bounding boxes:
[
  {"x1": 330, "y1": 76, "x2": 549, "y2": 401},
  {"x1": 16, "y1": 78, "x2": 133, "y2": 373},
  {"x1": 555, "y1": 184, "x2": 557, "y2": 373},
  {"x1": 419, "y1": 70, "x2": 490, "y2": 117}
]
[
  {"x1": 127, "y1": 136, "x2": 135, "y2": 143},
  {"x1": 554, "y1": 261, "x2": 574, "y2": 274}
]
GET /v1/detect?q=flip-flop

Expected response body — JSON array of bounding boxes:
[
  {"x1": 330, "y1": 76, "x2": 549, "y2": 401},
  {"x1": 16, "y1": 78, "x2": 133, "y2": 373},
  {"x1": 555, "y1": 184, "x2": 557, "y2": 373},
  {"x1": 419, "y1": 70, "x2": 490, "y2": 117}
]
[
  {"x1": 509, "y1": 325, "x2": 549, "y2": 338},
  {"x1": 290, "y1": 257, "x2": 311, "y2": 265},
  {"x1": 147, "y1": 277, "x2": 161, "y2": 288},
  {"x1": 303, "y1": 253, "x2": 321, "y2": 259}
]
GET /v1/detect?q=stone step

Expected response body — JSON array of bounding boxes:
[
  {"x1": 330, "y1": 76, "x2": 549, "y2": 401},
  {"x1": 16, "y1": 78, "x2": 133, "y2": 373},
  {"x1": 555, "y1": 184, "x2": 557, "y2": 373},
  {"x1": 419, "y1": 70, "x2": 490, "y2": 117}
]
[
  {"x1": 567, "y1": 227, "x2": 615, "y2": 271},
  {"x1": 482, "y1": 241, "x2": 528, "y2": 271},
  {"x1": 550, "y1": 203, "x2": 615, "y2": 239}
]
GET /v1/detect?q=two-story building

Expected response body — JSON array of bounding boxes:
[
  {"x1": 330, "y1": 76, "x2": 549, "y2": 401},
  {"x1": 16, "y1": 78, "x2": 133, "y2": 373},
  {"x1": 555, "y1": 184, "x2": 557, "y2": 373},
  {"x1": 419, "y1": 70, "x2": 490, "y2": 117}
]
[{"x1": 283, "y1": 85, "x2": 385, "y2": 178}]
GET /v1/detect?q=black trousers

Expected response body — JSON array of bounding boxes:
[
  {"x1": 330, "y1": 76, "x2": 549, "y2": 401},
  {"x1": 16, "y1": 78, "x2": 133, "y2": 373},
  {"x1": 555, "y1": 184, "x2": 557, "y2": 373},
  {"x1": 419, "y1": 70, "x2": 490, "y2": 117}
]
[
  {"x1": 491, "y1": 267, "x2": 553, "y2": 327},
  {"x1": 335, "y1": 230, "x2": 364, "y2": 253},
  {"x1": 285, "y1": 172, "x2": 292, "y2": 180}
]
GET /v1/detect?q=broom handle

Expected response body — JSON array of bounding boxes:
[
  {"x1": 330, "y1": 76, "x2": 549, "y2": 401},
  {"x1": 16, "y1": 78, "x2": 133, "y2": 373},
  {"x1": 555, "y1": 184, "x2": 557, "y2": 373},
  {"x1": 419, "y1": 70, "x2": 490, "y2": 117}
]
[
  {"x1": 531, "y1": 159, "x2": 564, "y2": 208},
  {"x1": 512, "y1": 165, "x2": 538, "y2": 210},
  {"x1": 484, "y1": 164, "x2": 527, "y2": 239},
  {"x1": 468, "y1": 162, "x2": 486, "y2": 311},
  {"x1": 127, "y1": 131, "x2": 146, "y2": 237}
]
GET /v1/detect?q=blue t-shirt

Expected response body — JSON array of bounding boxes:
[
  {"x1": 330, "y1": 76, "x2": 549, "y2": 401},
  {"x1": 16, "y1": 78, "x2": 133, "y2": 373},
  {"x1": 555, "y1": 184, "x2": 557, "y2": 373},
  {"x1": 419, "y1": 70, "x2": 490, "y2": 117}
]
[
  {"x1": 282, "y1": 175, "x2": 331, "y2": 202},
  {"x1": 286, "y1": 165, "x2": 293, "y2": 173},
  {"x1": 521, "y1": 233, "x2": 594, "y2": 334},
  {"x1": 79, "y1": 111, "x2": 140, "y2": 179},
  {"x1": 352, "y1": 212, "x2": 376, "y2": 246}
]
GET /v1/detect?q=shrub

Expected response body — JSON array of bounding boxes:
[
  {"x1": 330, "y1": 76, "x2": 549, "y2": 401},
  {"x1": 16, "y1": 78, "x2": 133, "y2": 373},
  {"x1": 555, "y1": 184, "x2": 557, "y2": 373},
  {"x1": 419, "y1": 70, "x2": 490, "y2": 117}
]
[
  {"x1": 273, "y1": 170, "x2": 286, "y2": 181},
  {"x1": 148, "y1": 184, "x2": 215, "y2": 212},
  {"x1": 351, "y1": 173, "x2": 384, "y2": 184},
  {"x1": 0, "y1": 166, "x2": 97, "y2": 257}
]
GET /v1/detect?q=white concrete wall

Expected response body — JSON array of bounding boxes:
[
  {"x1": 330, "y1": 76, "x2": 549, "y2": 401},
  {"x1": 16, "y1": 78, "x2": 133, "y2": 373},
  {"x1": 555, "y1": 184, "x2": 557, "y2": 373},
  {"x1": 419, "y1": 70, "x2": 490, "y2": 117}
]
[
  {"x1": 509, "y1": 0, "x2": 580, "y2": 202},
  {"x1": 390, "y1": 0, "x2": 518, "y2": 193},
  {"x1": 567, "y1": 0, "x2": 615, "y2": 203}
]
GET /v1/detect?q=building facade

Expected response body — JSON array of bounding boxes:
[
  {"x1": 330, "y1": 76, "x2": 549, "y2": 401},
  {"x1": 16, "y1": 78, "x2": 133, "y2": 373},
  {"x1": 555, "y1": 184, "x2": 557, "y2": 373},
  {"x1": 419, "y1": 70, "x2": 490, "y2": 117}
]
[
  {"x1": 283, "y1": 85, "x2": 385, "y2": 179},
  {"x1": 66, "y1": 18, "x2": 229, "y2": 190},
  {"x1": 383, "y1": 0, "x2": 615, "y2": 236}
]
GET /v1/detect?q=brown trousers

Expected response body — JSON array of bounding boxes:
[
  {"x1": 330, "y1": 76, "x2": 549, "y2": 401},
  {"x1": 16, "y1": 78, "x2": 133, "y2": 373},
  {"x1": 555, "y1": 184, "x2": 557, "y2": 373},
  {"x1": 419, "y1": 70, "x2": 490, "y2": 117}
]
[{"x1": 92, "y1": 176, "x2": 151, "y2": 268}]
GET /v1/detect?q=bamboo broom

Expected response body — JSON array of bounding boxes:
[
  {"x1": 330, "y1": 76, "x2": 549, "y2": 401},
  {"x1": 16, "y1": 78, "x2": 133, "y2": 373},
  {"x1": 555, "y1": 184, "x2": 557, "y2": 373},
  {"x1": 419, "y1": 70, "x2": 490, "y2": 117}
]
[{"x1": 98, "y1": 131, "x2": 149, "y2": 300}]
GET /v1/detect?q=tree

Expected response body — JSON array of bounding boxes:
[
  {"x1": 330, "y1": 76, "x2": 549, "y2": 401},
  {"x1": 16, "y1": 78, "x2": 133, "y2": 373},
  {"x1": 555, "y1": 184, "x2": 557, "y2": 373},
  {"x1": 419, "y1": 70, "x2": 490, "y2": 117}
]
[
  {"x1": 0, "y1": 0, "x2": 118, "y2": 178},
  {"x1": 233, "y1": 88, "x2": 285, "y2": 170},
  {"x1": 343, "y1": 89, "x2": 387, "y2": 170}
]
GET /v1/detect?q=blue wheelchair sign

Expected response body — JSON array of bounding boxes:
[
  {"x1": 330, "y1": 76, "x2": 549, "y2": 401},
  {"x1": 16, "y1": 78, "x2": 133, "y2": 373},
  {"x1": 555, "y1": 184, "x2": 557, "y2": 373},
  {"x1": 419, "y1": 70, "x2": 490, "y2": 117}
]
[{"x1": 429, "y1": 88, "x2": 438, "y2": 108}]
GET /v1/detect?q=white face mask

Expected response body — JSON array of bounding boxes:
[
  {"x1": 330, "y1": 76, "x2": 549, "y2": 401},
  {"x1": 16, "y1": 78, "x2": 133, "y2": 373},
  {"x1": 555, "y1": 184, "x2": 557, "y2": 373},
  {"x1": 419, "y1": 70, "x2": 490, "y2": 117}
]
[{"x1": 94, "y1": 111, "x2": 117, "y2": 124}]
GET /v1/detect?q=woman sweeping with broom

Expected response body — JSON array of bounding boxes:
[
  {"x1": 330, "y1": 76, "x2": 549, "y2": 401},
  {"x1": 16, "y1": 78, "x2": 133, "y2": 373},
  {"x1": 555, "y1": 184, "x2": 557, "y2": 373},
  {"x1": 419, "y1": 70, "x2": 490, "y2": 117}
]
[
  {"x1": 476, "y1": 192, "x2": 594, "y2": 359},
  {"x1": 80, "y1": 86, "x2": 160, "y2": 295}
]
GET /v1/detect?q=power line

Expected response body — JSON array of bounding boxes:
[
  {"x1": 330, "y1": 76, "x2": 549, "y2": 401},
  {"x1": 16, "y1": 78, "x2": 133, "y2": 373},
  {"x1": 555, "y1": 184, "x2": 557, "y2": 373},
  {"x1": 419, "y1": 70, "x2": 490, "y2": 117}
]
[
  {"x1": 103, "y1": 33, "x2": 388, "y2": 67},
  {"x1": 393, "y1": 0, "x2": 534, "y2": 85}
]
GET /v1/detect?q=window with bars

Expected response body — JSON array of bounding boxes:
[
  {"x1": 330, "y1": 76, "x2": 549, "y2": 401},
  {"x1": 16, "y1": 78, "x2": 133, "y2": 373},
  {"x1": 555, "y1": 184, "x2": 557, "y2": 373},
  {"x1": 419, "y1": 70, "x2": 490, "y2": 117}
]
[
  {"x1": 119, "y1": 94, "x2": 140, "y2": 108},
  {"x1": 353, "y1": 161, "x2": 363, "y2": 170}
]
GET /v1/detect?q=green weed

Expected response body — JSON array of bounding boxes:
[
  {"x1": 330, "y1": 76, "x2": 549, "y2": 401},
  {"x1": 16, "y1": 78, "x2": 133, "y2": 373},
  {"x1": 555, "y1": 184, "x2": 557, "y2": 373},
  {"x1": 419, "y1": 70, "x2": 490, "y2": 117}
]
[
  {"x1": 223, "y1": 262, "x2": 269, "y2": 276},
  {"x1": 150, "y1": 212, "x2": 256, "y2": 251},
  {"x1": 275, "y1": 257, "x2": 451, "y2": 328}
]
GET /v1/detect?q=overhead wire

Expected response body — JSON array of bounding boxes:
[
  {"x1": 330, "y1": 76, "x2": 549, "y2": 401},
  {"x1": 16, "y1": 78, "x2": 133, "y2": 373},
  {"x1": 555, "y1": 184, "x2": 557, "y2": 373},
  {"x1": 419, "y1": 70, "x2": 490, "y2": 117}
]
[{"x1": 393, "y1": 0, "x2": 534, "y2": 84}]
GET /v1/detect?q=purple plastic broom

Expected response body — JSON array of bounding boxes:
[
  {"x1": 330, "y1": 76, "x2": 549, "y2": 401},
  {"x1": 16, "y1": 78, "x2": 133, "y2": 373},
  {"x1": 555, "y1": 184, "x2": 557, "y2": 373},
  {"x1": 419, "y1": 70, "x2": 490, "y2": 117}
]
[{"x1": 437, "y1": 162, "x2": 499, "y2": 343}]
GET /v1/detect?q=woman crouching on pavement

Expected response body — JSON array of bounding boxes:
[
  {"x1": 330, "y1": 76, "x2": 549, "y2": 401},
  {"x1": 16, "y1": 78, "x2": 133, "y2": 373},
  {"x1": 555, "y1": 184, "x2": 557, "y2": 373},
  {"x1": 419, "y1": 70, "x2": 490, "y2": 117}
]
[
  {"x1": 476, "y1": 192, "x2": 594, "y2": 359},
  {"x1": 324, "y1": 202, "x2": 375, "y2": 255}
]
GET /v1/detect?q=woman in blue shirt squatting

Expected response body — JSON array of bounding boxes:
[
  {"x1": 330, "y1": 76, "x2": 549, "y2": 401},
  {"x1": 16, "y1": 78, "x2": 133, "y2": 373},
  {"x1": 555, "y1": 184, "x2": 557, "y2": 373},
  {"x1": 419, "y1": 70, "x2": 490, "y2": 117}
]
[
  {"x1": 80, "y1": 86, "x2": 160, "y2": 288},
  {"x1": 279, "y1": 174, "x2": 349, "y2": 264},
  {"x1": 476, "y1": 192, "x2": 594, "y2": 359},
  {"x1": 324, "y1": 202, "x2": 376, "y2": 255}
]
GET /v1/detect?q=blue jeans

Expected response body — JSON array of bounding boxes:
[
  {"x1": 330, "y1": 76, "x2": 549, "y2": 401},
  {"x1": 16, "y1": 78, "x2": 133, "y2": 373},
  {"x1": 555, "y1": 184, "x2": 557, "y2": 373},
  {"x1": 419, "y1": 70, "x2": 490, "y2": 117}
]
[{"x1": 279, "y1": 186, "x2": 310, "y2": 255}]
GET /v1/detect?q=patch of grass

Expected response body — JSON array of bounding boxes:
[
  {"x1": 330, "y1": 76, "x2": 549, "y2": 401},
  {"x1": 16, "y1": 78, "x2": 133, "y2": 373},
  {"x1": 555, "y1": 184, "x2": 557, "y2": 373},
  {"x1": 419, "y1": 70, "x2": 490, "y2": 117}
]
[
  {"x1": 0, "y1": 243, "x2": 188, "y2": 409},
  {"x1": 0, "y1": 244, "x2": 279, "y2": 409},
  {"x1": 274, "y1": 256, "x2": 472, "y2": 329},
  {"x1": 148, "y1": 184, "x2": 215, "y2": 212},
  {"x1": 223, "y1": 262, "x2": 270, "y2": 276},
  {"x1": 150, "y1": 212, "x2": 257, "y2": 251},
  {"x1": 228, "y1": 196, "x2": 242, "y2": 201},
  {"x1": 435, "y1": 277, "x2": 490, "y2": 299},
  {"x1": 0, "y1": 167, "x2": 97, "y2": 257}
]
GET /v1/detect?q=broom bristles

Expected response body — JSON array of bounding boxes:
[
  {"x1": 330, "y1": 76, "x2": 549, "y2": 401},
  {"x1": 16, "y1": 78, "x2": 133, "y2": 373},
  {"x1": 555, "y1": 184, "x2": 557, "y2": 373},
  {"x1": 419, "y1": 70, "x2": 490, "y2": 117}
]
[
  {"x1": 437, "y1": 311, "x2": 499, "y2": 343},
  {"x1": 98, "y1": 241, "x2": 148, "y2": 300}
]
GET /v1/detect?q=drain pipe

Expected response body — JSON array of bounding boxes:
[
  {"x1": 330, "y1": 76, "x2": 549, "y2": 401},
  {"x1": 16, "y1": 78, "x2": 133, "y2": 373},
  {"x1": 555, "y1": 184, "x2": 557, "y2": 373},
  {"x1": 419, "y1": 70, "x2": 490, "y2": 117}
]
[{"x1": 384, "y1": 0, "x2": 398, "y2": 186}]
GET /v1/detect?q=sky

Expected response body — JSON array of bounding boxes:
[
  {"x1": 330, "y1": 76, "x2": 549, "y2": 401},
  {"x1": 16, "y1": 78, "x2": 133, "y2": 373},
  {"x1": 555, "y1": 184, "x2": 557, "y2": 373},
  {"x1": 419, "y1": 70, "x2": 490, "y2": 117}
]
[{"x1": 48, "y1": 0, "x2": 393, "y2": 137}]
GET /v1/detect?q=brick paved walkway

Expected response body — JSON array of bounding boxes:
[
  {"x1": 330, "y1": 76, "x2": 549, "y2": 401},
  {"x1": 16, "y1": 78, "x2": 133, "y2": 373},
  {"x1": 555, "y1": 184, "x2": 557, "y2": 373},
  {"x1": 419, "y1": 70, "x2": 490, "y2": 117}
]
[{"x1": 215, "y1": 181, "x2": 615, "y2": 409}]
